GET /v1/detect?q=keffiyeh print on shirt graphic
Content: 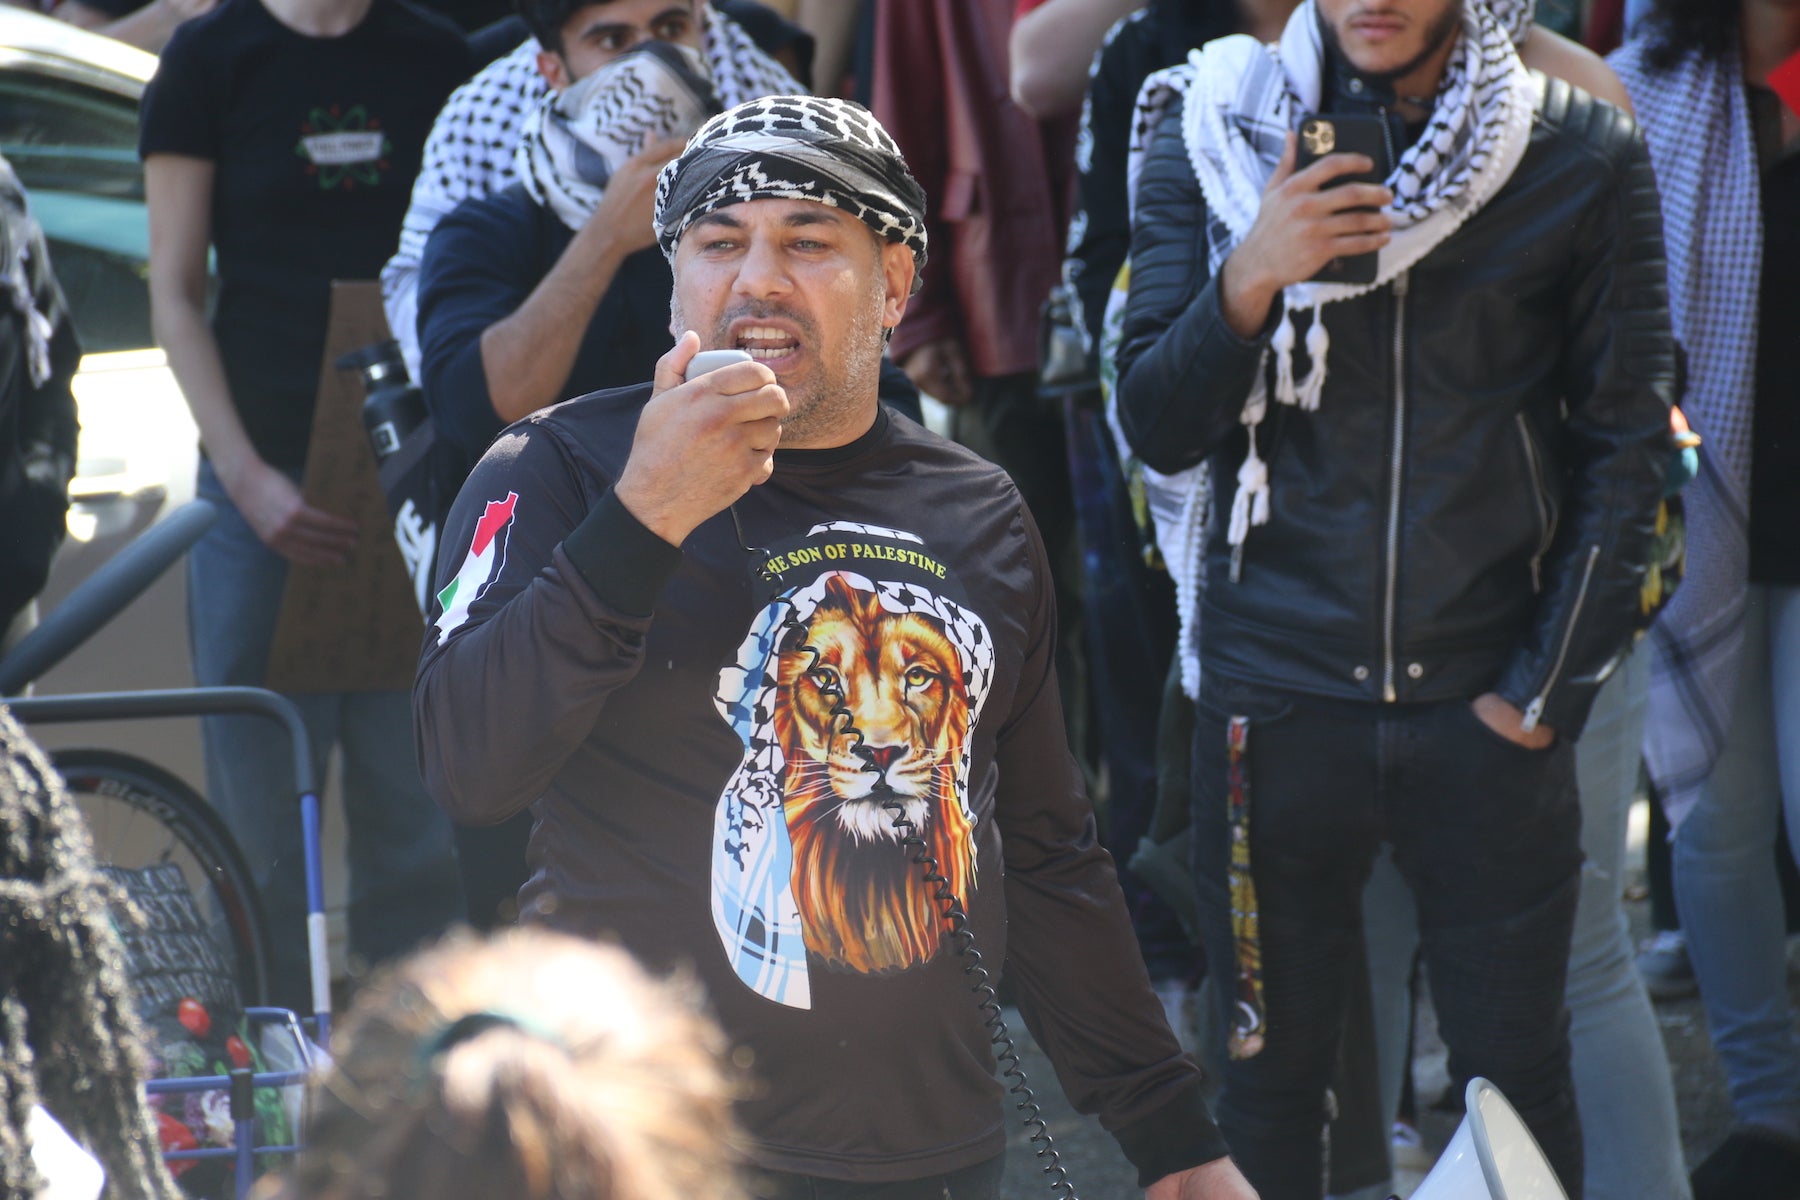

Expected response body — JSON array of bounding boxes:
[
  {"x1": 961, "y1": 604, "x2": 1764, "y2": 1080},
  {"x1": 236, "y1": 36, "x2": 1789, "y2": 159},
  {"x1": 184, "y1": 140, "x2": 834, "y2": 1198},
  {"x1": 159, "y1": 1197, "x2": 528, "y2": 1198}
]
[{"x1": 710, "y1": 522, "x2": 996, "y2": 1009}]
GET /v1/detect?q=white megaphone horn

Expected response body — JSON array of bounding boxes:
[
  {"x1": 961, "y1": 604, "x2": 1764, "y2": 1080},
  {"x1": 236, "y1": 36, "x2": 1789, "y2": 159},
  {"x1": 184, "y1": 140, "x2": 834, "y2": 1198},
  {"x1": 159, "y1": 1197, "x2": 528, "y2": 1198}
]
[{"x1": 1402, "y1": 1078, "x2": 1570, "y2": 1200}]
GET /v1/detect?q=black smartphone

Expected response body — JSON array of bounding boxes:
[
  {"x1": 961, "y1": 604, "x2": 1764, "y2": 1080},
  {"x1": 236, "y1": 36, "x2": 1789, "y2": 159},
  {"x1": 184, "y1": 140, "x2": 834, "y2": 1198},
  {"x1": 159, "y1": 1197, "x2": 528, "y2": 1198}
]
[{"x1": 1294, "y1": 113, "x2": 1389, "y2": 285}]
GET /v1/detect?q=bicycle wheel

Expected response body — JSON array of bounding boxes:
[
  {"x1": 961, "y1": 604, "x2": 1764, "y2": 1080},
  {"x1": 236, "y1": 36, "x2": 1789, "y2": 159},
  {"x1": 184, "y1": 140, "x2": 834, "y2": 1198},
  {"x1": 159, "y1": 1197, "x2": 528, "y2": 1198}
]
[{"x1": 54, "y1": 749, "x2": 270, "y2": 1006}]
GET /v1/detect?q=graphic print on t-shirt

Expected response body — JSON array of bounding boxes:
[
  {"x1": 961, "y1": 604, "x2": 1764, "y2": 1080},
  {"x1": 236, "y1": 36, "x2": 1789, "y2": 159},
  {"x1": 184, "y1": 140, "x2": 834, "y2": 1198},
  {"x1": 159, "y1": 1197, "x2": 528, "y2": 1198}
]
[
  {"x1": 295, "y1": 105, "x2": 390, "y2": 189},
  {"x1": 434, "y1": 492, "x2": 517, "y2": 645},
  {"x1": 711, "y1": 522, "x2": 996, "y2": 1010}
]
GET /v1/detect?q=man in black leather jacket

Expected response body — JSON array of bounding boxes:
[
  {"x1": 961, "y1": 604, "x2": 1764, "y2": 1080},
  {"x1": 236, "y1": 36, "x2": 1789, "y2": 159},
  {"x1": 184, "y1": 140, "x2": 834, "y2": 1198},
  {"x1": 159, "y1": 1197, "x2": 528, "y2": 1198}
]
[{"x1": 1114, "y1": 1, "x2": 1672, "y2": 1195}]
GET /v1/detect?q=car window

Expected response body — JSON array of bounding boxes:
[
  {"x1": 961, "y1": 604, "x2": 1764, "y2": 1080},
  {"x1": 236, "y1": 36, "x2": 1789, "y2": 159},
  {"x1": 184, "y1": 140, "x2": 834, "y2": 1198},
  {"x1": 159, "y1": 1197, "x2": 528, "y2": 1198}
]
[{"x1": 0, "y1": 67, "x2": 150, "y2": 353}]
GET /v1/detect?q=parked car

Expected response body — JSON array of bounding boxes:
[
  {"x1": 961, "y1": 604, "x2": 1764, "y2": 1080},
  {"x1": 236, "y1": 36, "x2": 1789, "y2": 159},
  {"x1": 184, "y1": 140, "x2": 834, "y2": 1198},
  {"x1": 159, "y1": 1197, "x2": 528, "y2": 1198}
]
[{"x1": 1, "y1": 6, "x2": 198, "y2": 540}]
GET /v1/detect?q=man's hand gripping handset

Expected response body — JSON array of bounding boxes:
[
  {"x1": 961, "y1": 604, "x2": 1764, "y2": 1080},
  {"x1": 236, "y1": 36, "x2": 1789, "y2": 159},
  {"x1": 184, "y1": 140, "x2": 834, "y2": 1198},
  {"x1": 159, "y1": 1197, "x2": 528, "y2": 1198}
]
[{"x1": 613, "y1": 333, "x2": 789, "y2": 547}]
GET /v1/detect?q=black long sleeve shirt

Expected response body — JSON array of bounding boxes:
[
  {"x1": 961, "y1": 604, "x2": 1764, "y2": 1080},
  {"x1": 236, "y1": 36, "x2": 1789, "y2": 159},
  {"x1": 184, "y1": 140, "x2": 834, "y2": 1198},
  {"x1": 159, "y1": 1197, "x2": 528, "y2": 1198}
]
[{"x1": 414, "y1": 387, "x2": 1226, "y2": 1184}]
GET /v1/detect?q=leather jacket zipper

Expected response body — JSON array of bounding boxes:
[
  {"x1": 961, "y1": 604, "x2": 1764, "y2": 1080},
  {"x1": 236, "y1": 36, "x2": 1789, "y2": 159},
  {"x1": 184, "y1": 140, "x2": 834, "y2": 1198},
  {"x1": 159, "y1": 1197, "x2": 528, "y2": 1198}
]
[
  {"x1": 1516, "y1": 413, "x2": 1556, "y2": 592},
  {"x1": 1382, "y1": 271, "x2": 1410, "y2": 702},
  {"x1": 1522, "y1": 544, "x2": 1600, "y2": 733}
]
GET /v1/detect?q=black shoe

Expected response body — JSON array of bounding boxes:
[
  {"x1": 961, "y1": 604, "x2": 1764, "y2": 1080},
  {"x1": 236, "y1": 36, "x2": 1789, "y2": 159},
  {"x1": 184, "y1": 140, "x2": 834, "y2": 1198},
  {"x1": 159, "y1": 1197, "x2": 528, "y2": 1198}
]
[{"x1": 1691, "y1": 1128, "x2": 1800, "y2": 1200}]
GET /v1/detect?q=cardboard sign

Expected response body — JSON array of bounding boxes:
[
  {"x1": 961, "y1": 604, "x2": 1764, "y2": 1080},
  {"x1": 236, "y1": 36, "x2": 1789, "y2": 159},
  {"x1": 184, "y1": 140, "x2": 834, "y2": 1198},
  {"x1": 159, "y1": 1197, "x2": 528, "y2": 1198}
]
[{"x1": 264, "y1": 281, "x2": 423, "y2": 694}]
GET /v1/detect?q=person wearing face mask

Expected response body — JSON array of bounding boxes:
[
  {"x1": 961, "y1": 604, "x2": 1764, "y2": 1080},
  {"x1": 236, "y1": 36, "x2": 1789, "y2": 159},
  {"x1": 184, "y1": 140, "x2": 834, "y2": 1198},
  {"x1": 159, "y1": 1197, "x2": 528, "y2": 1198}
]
[{"x1": 383, "y1": 1, "x2": 802, "y2": 392}]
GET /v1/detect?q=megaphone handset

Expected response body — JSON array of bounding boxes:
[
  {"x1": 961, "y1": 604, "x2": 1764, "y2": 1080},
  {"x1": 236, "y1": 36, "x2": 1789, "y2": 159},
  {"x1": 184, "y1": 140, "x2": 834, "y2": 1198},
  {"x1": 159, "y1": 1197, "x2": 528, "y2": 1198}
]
[{"x1": 684, "y1": 348, "x2": 773, "y2": 569}]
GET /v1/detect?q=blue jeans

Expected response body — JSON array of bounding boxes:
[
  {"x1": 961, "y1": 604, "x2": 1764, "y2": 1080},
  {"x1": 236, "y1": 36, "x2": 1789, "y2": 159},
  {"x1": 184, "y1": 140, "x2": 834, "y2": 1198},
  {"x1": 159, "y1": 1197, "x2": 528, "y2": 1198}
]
[
  {"x1": 1565, "y1": 649, "x2": 1690, "y2": 1197},
  {"x1": 1191, "y1": 677, "x2": 1583, "y2": 1200},
  {"x1": 1357, "y1": 653, "x2": 1690, "y2": 1199},
  {"x1": 1673, "y1": 583, "x2": 1800, "y2": 1143},
  {"x1": 190, "y1": 460, "x2": 463, "y2": 1009}
]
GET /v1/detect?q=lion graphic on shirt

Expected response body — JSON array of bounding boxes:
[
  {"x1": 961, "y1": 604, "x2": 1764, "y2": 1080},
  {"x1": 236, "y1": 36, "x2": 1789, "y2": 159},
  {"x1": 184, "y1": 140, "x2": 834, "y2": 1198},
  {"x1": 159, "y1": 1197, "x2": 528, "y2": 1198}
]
[{"x1": 773, "y1": 572, "x2": 976, "y2": 975}]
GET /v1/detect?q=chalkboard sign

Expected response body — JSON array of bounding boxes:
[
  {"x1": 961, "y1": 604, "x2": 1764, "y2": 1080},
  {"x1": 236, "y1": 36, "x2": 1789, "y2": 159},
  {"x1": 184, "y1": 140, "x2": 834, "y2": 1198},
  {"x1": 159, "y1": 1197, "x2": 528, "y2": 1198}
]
[
  {"x1": 103, "y1": 864, "x2": 292, "y2": 1194},
  {"x1": 102, "y1": 863, "x2": 239, "y2": 1035}
]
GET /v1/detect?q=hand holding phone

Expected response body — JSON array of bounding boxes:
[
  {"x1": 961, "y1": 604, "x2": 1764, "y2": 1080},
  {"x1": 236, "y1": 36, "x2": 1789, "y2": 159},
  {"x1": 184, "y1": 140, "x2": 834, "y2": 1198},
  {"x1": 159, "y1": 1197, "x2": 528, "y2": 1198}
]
[
  {"x1": 1293, "y1": 114, "x2": 1390, "y2": 284},
  {"x1": 1217, "y1": 123, "x2": 1395, "y2": 336}
]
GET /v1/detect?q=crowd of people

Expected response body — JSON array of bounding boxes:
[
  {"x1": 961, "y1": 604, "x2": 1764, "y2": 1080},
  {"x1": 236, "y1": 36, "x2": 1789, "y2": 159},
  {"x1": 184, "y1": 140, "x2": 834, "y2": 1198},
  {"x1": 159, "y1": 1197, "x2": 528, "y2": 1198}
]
[{"x1": 3, "y1": 0, "x2": 1798, "y2": 1198}]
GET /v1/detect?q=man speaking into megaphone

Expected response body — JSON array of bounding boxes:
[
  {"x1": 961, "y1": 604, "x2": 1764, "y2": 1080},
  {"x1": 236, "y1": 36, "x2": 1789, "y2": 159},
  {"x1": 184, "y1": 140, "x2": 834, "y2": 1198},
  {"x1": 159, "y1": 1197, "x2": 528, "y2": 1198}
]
[{"x1": 415, "y1": 96, "x2": 1259, "y2": 1200}]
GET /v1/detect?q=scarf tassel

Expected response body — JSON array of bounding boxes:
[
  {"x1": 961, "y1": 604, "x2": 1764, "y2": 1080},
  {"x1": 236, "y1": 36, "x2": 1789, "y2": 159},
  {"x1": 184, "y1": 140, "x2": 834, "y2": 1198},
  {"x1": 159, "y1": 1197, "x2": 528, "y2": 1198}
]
[
  {"x1": 1297, "y1": 301, "x2": 1328, "y2": 412},
  {"x1": 1272, "y1": 303, "x2": 1329, "y2": 412},
  {"x1": 1228, "y1": 431, "x2": 1270, "y2": 547},
  {"x1": 1271, "y1": 309, "x2": 1297, "y2": 405}
]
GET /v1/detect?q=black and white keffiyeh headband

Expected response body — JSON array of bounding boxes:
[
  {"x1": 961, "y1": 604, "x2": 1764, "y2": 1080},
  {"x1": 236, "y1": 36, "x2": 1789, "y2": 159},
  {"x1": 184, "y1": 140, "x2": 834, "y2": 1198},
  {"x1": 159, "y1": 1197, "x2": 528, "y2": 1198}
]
[
  {"x1": 652, "y1": 96, "x2": 929, "y2": 277},
  {"x1": 517, "y1": 41, "x2": 720, "y2": 231}
]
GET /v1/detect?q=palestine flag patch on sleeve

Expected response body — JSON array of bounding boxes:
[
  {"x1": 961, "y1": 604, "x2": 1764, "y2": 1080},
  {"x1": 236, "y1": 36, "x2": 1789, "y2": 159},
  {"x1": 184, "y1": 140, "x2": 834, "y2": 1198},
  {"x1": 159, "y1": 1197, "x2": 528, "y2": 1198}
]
[{"x1": 434, "y1": 492, "x2": 519, "y2": 645}]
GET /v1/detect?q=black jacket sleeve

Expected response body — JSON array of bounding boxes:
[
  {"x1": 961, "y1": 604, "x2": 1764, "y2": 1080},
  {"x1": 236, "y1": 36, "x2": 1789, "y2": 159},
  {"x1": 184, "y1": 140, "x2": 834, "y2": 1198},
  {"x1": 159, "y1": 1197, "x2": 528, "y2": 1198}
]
[
  {"x1": 1114, "y1": 103, "x2": 1275, "y2": 476},
  {"x1": 1492, "y1": 85, "x2": 1675, "y2": 738},
  {"x1": 996, "y1": 503, "x2": 1228, "y2": 1184}
]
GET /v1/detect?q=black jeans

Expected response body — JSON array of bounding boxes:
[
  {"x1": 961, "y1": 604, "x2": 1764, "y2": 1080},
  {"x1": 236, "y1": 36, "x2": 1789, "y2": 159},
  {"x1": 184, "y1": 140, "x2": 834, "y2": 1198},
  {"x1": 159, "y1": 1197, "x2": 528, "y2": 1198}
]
[
  {"x1": 752, "y1": 1155, "x2": 1005, "y2": 1200},
  {"x1": 1190, "y1": 675, "x2": 1585, "y2": 1199}
]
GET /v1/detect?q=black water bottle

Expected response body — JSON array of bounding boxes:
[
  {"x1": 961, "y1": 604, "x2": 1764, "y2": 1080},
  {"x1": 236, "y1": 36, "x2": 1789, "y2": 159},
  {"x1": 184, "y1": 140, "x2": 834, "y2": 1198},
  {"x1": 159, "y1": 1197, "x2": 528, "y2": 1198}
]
[{"x1": 337, "y1": 340, "x2": 425, "y2": 463}]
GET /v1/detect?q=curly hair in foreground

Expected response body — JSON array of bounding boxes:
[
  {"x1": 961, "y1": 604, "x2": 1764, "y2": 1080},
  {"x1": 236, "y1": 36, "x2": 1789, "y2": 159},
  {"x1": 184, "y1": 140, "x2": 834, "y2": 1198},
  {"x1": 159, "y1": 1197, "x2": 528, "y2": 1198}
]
[
  {"x1": 0, "y1": 708, "x2": 182, "y2": 1200},
  {"x1": 276, "y1": 928, "x2": 748, "y2": 1200}
]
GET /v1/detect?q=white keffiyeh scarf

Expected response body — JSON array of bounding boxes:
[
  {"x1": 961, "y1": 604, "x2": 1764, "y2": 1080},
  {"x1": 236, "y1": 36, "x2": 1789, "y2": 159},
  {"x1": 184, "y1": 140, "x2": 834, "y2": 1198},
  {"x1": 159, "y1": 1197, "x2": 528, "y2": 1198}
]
[
  {"x1": 1110, "y1": 0, "x2": 1535, "y2": 697},
  {"x1": 516, "y1": 41, "x2": 718, "y2": 232},
  {"x1": 1611, "y1": 37, "x2": 1763, "y2": 830}
]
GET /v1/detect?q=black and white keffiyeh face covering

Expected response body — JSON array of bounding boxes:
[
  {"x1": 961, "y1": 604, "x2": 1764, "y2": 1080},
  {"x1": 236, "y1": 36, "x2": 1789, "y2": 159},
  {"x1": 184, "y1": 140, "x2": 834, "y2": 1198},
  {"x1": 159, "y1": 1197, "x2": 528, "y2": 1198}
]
[
  {"x1": 652, "y1": 96, "x2": 928, "y2": 278},
  {"x1": 380, "y1": 3, "x2": 803, "y2": 375},
  {"x1": 517, "y1": 40, "x2": 720, "y2": 232}
]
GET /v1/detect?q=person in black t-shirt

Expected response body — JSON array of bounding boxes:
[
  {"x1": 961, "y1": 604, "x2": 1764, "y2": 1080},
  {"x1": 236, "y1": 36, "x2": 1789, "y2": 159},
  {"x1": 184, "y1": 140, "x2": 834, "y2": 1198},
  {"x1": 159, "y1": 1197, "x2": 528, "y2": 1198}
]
[{"x1": 141, "y1": 0, "x2": 471, "y2": 1009}]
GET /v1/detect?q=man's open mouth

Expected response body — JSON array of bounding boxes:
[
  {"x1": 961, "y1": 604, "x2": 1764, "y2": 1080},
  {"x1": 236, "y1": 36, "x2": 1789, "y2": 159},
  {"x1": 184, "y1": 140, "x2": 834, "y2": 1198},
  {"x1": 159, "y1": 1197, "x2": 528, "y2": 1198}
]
[{"x1": 735, "y1": 325, "x2": 802, "y2": 363}]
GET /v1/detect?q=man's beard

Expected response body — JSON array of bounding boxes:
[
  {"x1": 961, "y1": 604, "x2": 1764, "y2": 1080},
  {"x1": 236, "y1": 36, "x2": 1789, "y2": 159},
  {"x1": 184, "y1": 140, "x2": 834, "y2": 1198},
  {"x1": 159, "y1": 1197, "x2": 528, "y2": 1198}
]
[
  {"x1": 1319, "y1": 1, "x2": 1464, "y2": 87},
  {"x1": 671, "y1": 281, "x2": 888, "y2": 445}
]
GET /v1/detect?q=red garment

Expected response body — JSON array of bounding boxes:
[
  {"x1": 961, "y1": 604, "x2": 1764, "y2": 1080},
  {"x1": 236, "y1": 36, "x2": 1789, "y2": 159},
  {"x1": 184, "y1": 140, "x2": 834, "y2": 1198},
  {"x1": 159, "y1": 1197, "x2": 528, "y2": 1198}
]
[
  {"x1": 1585, "y1": 0, "x2": 1624, "y2": 53},
  {"x1": 873, "y1": 0, "x2": 1074, "y2": 378}
]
